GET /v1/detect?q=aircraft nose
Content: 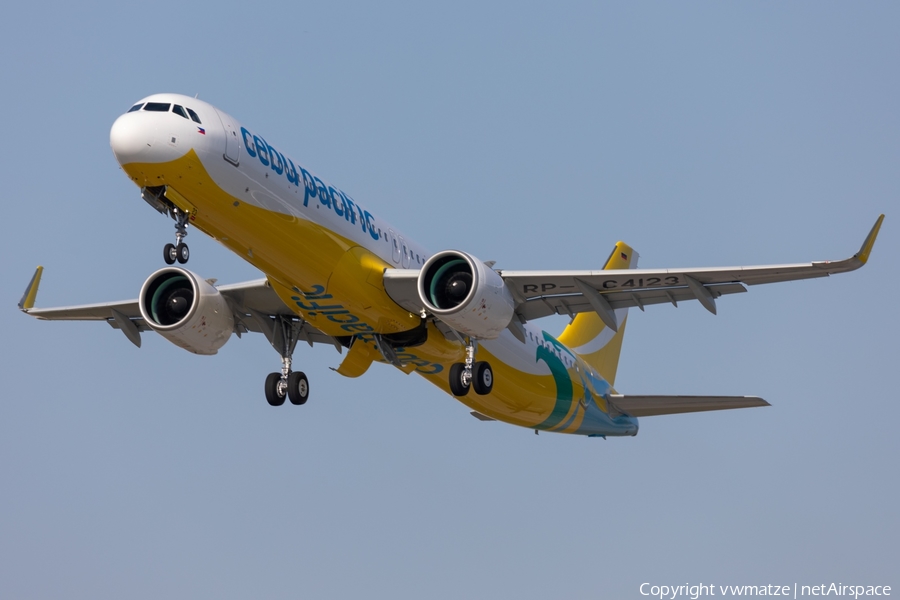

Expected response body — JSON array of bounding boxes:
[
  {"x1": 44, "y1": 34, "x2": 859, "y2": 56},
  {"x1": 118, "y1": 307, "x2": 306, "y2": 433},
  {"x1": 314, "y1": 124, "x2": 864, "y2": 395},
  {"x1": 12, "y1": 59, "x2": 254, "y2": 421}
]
[{"x1": 110, "y1": 113, "x2": 157, "y2": 166}]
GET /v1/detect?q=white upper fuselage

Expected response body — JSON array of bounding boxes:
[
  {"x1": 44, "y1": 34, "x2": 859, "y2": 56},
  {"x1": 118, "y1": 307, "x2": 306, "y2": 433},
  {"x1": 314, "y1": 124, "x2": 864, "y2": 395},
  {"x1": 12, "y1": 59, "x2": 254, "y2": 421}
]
[{"x1": 111, "y1": 93, "x2": 430, "y2": 273}]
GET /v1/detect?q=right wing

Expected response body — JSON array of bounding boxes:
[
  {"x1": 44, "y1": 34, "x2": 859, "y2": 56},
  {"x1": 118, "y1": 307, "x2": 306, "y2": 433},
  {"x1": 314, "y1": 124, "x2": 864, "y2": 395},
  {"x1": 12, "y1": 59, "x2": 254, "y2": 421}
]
[
  {"x1": 500, "y1": 214, "x2": 884, "y2": 324},
  {"x1": 382, "y1": 215, "x2": 883, "y2": 333}
]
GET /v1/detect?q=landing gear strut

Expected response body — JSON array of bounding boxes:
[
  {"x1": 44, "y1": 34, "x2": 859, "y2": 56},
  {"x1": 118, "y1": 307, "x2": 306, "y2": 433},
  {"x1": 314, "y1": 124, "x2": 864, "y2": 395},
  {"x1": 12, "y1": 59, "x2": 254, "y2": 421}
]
[
  {"x1": 449, "y1": 338, "x2": 493, "y2": 397},
  {"x1": 264, "y1": 316, "x2": 310, "y2": 407},
  {"x1": 163, "y1": 207, "x2": 190, "y2": 265}
]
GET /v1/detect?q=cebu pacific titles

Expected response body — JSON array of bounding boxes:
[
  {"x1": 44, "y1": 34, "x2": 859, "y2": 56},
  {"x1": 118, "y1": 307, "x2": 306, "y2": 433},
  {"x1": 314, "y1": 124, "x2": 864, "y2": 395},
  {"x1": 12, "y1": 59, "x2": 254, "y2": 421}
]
[{"x1": 18, "y1": 93, "x2": 884, "y2": 438}]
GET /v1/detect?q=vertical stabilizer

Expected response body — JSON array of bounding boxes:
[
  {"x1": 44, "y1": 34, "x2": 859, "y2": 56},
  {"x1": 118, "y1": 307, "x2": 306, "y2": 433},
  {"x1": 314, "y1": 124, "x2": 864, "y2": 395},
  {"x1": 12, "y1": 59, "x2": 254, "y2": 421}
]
[{"x1": 557, "y1": 242, "x2": 636, "y2": 386}]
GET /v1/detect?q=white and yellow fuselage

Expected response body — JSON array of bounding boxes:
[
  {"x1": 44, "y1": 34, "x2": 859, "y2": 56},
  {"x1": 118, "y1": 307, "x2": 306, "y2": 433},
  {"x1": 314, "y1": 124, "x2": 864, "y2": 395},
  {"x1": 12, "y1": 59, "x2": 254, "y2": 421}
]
[{"x1": 110, "y1": 93, "x2": 639, "y2": 437}]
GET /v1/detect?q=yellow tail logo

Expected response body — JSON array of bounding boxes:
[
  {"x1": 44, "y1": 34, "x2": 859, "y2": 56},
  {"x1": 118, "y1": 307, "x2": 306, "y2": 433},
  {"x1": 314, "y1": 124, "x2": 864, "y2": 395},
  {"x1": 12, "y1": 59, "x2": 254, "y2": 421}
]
[{"x1": 557, "y1": 242, "x2": 636, "y2": 387}]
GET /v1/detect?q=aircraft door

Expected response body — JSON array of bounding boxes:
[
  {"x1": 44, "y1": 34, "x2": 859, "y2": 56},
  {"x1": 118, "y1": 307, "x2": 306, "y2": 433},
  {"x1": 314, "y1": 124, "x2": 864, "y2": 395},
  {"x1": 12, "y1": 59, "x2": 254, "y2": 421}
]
[
  {"x1": 389, "y1": 229, "x2": 401, "y2": 264},
  {"x1": 400, "y1": 236, "x2": 410, "y2": 268},
  {"x1": 215, "y1": 109, "x2": 241, "y2": 166}
]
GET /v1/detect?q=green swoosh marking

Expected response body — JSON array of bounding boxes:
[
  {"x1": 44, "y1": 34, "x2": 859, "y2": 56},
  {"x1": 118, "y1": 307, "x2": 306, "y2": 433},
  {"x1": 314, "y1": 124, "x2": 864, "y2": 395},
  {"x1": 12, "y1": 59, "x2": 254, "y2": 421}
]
[{"x1": 535, "y1": 335, "x2": 573, "y2": 430}]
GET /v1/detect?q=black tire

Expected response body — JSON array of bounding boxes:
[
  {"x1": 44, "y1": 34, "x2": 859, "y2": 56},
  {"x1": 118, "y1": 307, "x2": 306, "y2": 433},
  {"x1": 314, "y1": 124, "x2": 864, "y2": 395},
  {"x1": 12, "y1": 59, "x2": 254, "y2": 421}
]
[
  {"x1": 163, "y1": 243, "x2": 177, "y2": 265},
  {"x1": 288, "y1": 371, "x2": 309, "y2": 405},
  {"x1": 472, "y1": 361, "x2": 493, "y2": 395},
  {"x1": 176, "y1": 242, "x2": 190, "y2": 264},
  {"x1": 265, "y1": 372, "x2": 286, "y2": 406},
  {"x1": 449, "y1": 363, "x2": 470, "y2": 397}
]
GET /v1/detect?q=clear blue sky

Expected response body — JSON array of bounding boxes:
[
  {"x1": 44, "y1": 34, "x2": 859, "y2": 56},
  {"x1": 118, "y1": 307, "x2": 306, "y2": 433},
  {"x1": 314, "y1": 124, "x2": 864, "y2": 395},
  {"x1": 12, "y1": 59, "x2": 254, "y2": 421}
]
[{"x1": 1, "y1": 2, "x2": 897, "y2": 598}]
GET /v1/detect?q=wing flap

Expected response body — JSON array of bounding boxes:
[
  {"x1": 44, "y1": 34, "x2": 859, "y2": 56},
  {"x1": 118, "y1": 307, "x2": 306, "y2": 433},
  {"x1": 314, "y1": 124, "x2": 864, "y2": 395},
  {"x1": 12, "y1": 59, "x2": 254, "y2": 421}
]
[
  {"x1": 607, "y1": 394, "x2": 770, "y2": 417},
  {"x1": 503, "y1": 261, "x2": 852, "y2": 301},
  {"x1": 517, "y1": 282, "x2": 747, "y2": 321}
]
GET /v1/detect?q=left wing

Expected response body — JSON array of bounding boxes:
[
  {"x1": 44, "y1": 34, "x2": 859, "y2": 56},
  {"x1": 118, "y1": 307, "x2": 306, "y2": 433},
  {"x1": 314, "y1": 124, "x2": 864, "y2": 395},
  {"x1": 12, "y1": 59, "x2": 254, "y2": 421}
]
[
  {"x1": 385, "y1": 215, "x2": 883, "y2": 329},
  {"x1": 18, "y1": 270, "x2": 341, "y2": 350}
]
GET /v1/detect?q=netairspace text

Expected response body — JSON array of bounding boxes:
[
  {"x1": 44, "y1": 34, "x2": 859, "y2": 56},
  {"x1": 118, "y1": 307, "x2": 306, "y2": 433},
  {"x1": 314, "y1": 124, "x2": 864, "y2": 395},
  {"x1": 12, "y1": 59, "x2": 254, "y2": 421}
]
[{"x1": 639, "y1": 583, "x2": 891, "y2": 600}]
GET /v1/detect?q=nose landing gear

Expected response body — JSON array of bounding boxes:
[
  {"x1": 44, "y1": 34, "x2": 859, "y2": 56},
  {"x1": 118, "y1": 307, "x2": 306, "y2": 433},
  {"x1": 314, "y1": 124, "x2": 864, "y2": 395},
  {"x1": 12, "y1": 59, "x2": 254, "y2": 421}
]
[
  {"x1": 139, "y1": 186, "x2": 192, "y2": 265},
  {"x1": 163, "y1": 207, "x2": 190, "y2": 265}
]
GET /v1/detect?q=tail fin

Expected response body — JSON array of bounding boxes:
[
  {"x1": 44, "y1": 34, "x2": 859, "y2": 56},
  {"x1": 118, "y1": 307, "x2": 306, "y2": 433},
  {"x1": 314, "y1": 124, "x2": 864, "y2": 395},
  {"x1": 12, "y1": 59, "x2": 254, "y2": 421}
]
[{"x1": 557, "y1": 242, "x2": 637, "y2": 387}]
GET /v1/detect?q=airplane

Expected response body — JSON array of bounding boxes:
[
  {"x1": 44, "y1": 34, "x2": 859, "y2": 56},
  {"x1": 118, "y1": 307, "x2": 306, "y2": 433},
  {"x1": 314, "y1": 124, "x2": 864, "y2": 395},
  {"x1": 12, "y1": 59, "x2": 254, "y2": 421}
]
[{"x1": 18, "y1": 93, "x2": 884, "y2": 438}]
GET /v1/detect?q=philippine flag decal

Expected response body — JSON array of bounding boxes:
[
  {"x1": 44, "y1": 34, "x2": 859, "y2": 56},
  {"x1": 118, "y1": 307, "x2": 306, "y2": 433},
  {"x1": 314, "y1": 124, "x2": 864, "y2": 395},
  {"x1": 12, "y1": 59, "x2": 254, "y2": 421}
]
[{"x1": 197, "y1": 127, "x2": 206, "y2": 135}]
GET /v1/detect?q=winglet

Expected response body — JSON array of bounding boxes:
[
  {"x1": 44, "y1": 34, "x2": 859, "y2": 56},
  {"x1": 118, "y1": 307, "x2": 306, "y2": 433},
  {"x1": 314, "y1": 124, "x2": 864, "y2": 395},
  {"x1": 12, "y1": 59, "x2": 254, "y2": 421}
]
[
  {"x1": 18, "y1": 266, "x2": 44, "y2": 311},
  {"x1": 855, "y1": 214, "x2": 884, "y2": 265}
]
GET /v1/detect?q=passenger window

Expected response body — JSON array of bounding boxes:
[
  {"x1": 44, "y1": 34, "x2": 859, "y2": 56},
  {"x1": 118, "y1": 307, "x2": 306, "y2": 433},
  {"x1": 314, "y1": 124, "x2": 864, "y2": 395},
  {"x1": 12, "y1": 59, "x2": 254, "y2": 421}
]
[
  {"x1": 172, "y1": 105, "x2": 188, "y2": 119},
  {"x1": 143, "y1": 102, "x2": 171, "y2": 112},
  {"x1": 127, "y1": 103, "x2": 143, "y2": 112},
  {"x1": 186, "y1": 108, "x2": 201, "y2": 124}
]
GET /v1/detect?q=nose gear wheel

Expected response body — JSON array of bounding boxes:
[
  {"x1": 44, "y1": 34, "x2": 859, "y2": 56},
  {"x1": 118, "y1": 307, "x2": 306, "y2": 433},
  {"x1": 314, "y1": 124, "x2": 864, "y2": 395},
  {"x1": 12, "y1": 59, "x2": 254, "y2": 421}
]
[{"x1": 163, "y1": 242, "x2": 190, "y2": 265}]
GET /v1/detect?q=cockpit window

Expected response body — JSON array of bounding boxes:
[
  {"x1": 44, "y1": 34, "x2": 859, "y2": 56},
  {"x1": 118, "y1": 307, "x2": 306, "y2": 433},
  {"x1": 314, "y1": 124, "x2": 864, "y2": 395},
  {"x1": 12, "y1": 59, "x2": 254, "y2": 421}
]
[
  {"x1": 127, "y1": 103, "x2": 143, "y2": 112},
  {"x1": 172, "y1": 105, "x2": 188, "y2": 119},
  {"x1": 186, "y1": 108, "x2": 201, "y2": 124},
  {"x1": 143, "y1": 102, "x2": 171, "y2": 112}
]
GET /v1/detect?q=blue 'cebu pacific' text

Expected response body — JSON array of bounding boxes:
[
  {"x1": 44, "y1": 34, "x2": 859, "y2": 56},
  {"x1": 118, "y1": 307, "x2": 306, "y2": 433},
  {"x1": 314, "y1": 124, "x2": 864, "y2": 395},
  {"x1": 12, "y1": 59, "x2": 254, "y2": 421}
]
[{"x1": 241, "y1": 127, "x2": 379, "y2": 241}]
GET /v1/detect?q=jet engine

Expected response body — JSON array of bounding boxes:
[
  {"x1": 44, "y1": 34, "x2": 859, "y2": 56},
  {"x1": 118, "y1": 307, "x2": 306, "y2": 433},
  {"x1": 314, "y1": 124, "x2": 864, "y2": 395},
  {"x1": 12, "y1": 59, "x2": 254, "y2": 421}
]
[
  {"x1": 418, "y1": 250, "x2": 515, "y2": 339},
  {"x1": 139, "y1": 267, "x2": 234, "y2": 355}
]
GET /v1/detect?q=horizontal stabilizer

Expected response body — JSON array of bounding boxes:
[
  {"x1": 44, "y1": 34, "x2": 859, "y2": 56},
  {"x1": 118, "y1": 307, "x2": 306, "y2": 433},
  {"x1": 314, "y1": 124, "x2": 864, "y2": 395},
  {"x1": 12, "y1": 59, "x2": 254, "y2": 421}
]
[{"x1": 607, "y1": 394, "x2": 769, "y2": 417}]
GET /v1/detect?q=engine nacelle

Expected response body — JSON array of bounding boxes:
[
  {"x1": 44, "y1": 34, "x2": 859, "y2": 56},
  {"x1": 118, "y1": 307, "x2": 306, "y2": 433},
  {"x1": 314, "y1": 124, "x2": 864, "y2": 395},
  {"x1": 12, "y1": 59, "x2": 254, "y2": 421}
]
[
  {"x1": 139, "y1": 267, "x2": 234, "y2": 355},
  {"x1": 418, "y1": 250, "x2": 515, "y2": 339}
]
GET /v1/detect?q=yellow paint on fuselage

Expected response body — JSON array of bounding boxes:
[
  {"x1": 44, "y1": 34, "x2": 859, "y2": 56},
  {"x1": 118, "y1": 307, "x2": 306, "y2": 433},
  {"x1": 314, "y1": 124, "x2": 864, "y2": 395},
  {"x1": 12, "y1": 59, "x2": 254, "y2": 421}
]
[{"x1": 121, "y1": 152, "x2": 592, "y2": 432}]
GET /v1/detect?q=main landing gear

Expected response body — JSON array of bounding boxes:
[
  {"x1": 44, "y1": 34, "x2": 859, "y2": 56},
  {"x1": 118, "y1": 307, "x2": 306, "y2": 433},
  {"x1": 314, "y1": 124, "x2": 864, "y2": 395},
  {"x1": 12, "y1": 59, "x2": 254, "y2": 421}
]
[
  {"x1": 265, "y1": 370, "x2": 309, "y2": 407},
  {"x1": 448, "y1": 339, "x2": 493, "y2": 397},
  {"x1": 264, "y1": 316, "x2": 311, "y2": 407},
  {"x1": 163, "y1": 207, "x2": 190, "y2": 265}
]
